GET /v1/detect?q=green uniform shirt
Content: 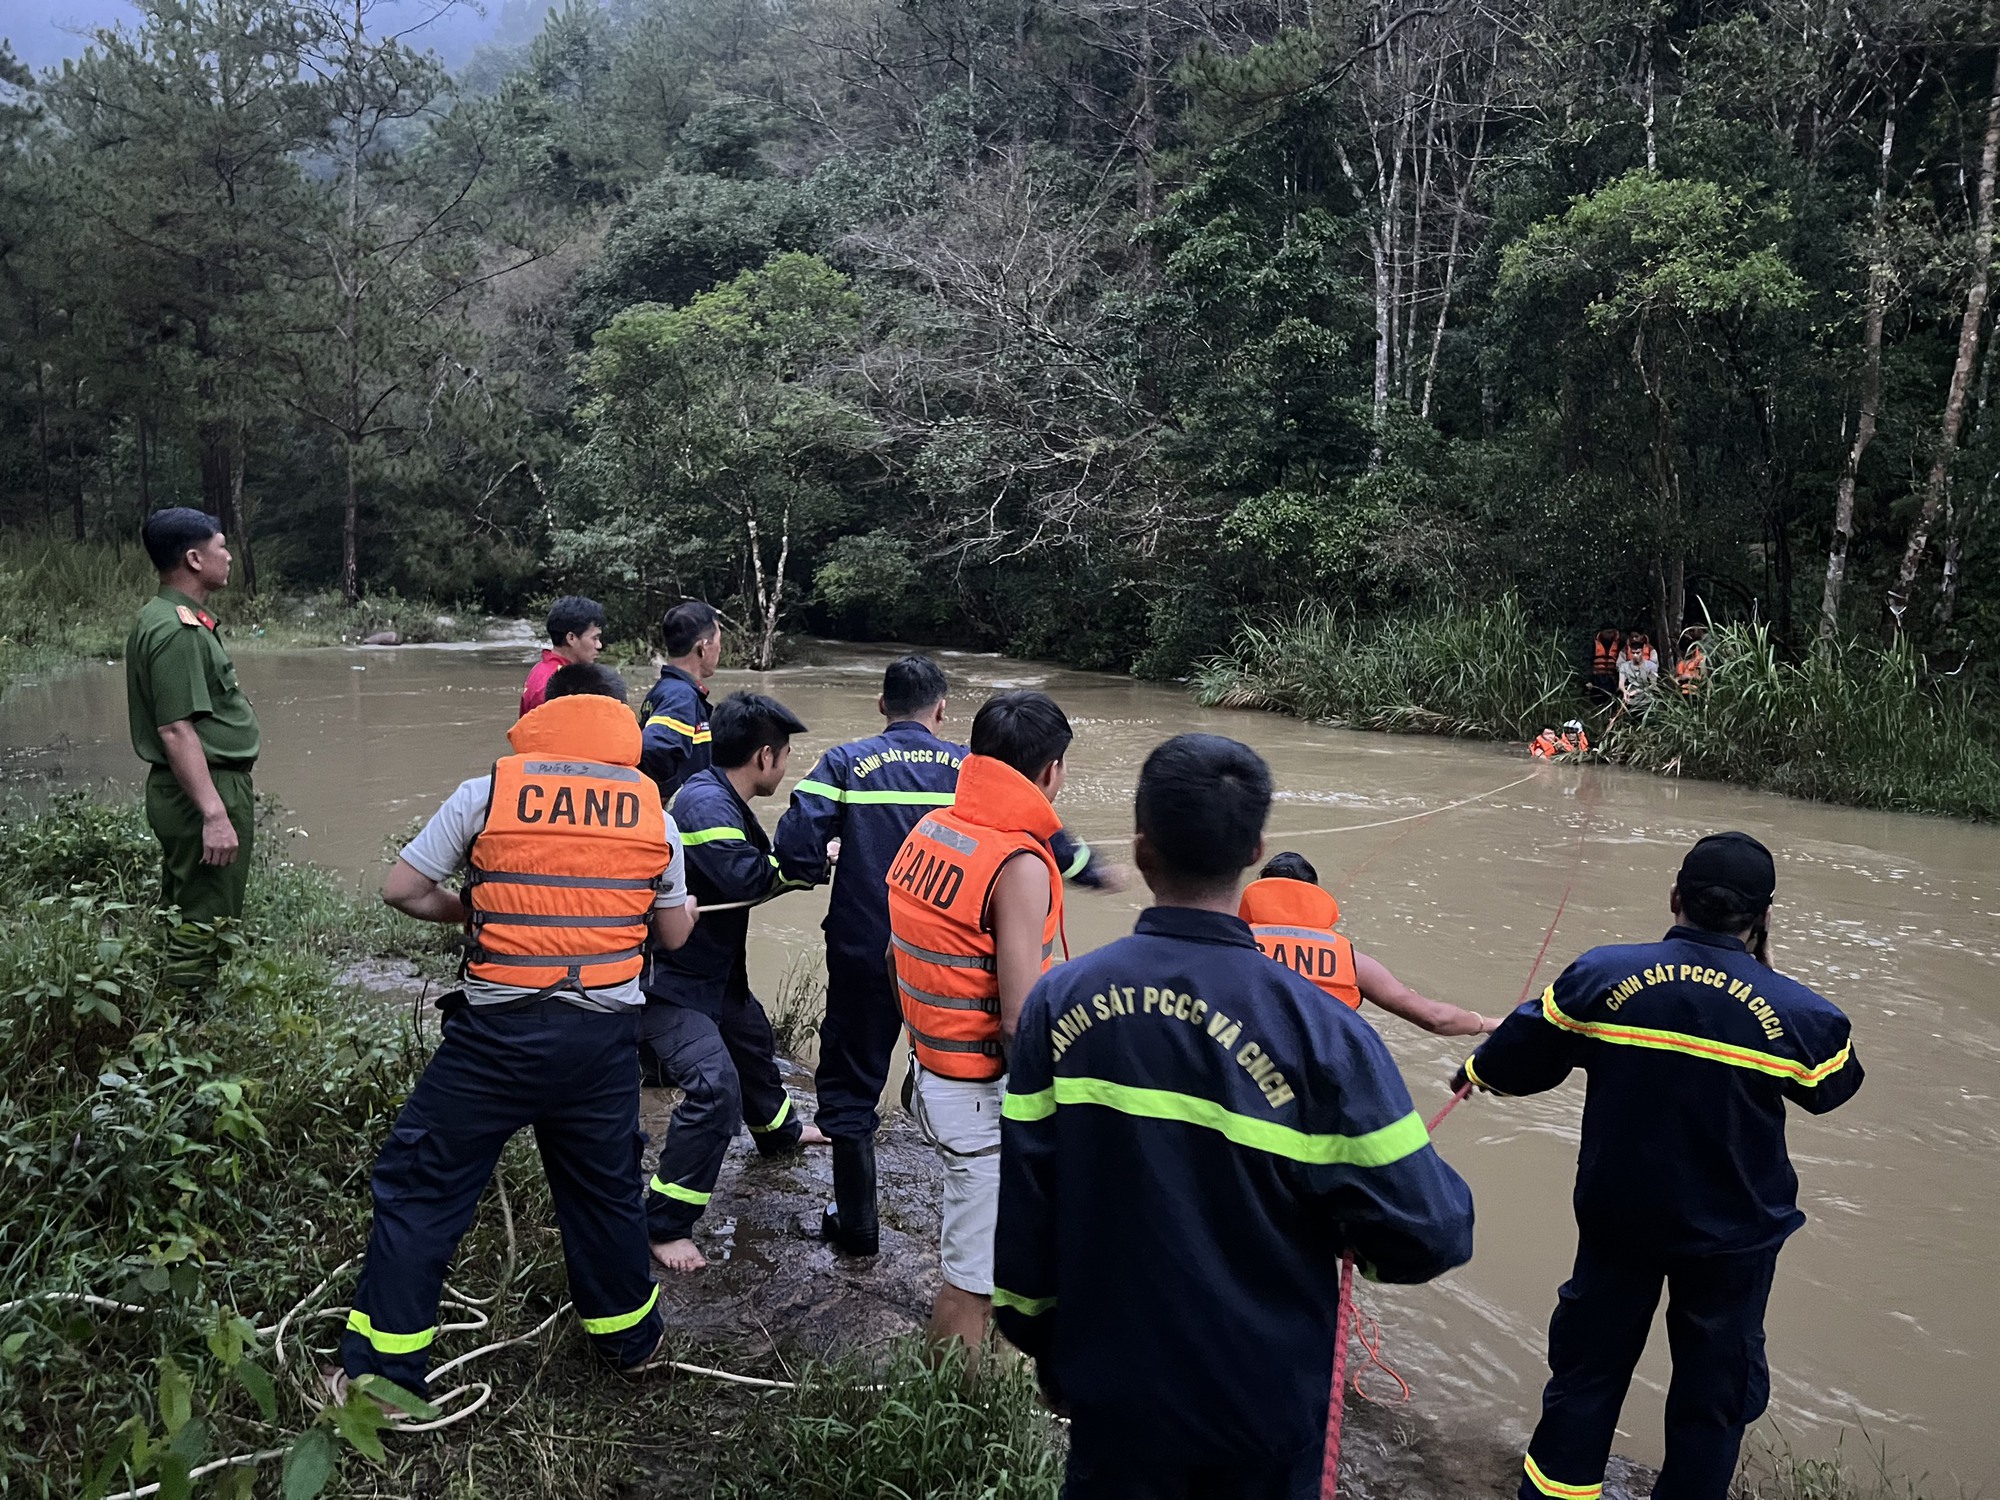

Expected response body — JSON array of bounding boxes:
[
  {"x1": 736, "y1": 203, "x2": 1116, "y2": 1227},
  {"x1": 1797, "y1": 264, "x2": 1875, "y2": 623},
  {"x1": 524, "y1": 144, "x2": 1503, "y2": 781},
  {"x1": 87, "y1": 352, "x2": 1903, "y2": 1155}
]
[{"x1": 125, "y1": 587, "x2": 261, "y2": 768}]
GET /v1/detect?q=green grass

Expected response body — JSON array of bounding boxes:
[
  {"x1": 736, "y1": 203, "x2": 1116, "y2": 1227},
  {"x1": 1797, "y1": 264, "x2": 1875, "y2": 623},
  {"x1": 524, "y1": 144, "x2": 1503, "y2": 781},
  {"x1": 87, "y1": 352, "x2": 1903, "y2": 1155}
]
[
  {"x1": 1736, "y1": 1430, "x2": 1971, "y2": 1499},
  {"x1": 1191, "y1": 596, "x2": 1585, "y2": 739},
  {"x1": 0, "y1": 795, "x2": 1067, "y2": 1499},
  {"x1": 0, "y1": 531, "x2": 495, "y2": 694},
  {"x1": 1610, "y1": 623, "x2": 2000, "y2": 820}
]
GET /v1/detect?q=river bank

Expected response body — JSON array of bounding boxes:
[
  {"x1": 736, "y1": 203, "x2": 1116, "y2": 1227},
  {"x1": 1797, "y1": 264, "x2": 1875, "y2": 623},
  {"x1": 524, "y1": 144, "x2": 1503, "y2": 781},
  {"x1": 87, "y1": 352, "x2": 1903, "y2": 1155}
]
[
  {"x1": 1192, "y1": 603, "x2": 2000, "y2": 822},
  {"x1": 0, "y1": 535, "x2": 500, "y2": 693}
]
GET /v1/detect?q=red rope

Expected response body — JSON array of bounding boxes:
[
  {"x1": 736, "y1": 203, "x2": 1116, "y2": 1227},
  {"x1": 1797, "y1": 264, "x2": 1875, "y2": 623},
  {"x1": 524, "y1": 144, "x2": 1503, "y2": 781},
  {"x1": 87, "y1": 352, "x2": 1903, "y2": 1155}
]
[
  {"x1": 1317, "y1": 810, "x2": 1593, "y2": 1494},
  {"x1": 1319, "y1": 1254, "x2": 1356, "y2": 1500}
]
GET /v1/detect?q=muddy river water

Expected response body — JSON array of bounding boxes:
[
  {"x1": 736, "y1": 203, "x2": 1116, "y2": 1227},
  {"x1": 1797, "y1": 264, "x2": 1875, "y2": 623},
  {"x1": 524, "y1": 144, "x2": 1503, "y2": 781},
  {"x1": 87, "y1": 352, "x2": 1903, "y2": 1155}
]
[{"x1": 3, "y1": 638, "x2": 1995, "y2": 1486}]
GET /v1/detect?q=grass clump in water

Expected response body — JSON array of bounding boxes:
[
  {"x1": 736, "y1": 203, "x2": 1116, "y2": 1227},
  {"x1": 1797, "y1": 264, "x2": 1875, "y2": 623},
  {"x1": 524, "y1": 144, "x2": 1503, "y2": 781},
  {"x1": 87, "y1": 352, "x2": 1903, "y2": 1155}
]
[
  {"x1": 1192, "y1": 596, "x2": 1584, "y2": 740},
  {"x1": 1611, "y1": 624, "x2": 2000, "y2": 820}
]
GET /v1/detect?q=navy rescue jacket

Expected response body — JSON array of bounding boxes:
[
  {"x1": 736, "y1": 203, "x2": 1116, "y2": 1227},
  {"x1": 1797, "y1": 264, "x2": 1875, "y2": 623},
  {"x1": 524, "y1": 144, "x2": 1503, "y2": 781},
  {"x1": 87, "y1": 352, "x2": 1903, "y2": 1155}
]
[
  {"x1": 642, "y1": 768, "x2": 802, "y2": 1016},
  {"x1": 638, "y1": 665, "x2": 711, "y2": 803},
  {"x1": 1467, "y1": 924, "x2": 1863, "y2": 1256},
  {"x1": 994, "y1": 906, "x2": 1474, "y2": 1464},
  {"x1": 771, "y1": 720, "x2": 1109, "y2": 968}
]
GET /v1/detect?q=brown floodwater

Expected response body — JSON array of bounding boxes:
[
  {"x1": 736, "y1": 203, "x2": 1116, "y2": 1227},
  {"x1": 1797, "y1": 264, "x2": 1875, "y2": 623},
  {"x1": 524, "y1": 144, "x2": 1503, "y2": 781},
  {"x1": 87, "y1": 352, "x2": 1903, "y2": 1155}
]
[{"x1": 4, "y1": 637, "x2": 1995, "y2": 1486}]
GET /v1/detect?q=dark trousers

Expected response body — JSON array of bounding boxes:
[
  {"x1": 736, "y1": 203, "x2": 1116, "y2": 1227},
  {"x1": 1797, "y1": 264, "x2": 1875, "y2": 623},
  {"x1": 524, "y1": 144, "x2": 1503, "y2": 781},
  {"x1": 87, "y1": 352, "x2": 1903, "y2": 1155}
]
[
  {"x1": 812, "y1": 949, "x2": 904, "y2": 1140},
  {"x1": 1066, "y1": 1423, "x2": 1320, "y2": 1500},
  {"x1": 642, "y1": 996, "x2": 802, "y2": 1241},
  {"x1": 340, "y1": 1002, "x2": 662, "y2": 1396},
  {"x1": 1520, "y1": 1238, "x2": 1778, "y2": 1500}
]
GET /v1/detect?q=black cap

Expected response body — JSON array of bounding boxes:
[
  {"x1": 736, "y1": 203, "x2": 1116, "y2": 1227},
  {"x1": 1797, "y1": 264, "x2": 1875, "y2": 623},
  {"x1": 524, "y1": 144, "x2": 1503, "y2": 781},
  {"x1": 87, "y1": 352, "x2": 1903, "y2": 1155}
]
[{"x1": 1677, "y1": 832, "x2": 1776, "y2": 908}]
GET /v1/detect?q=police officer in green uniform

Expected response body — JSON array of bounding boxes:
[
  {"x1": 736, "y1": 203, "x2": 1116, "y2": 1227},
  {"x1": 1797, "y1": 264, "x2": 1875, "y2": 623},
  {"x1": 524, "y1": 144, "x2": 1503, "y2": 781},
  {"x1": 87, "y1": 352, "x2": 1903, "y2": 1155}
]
[{"x1": 126, "y1": 509, "x2": 260, "y2": 974}]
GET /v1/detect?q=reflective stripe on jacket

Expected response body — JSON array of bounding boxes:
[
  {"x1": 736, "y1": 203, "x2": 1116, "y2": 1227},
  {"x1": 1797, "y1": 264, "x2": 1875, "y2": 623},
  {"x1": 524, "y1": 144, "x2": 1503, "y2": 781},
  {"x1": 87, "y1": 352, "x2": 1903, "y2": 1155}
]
[
  {"x1": 638, "y1": 665, "x2": 712, "y2": 802},
  {"x1": 887, "y1": 755, "x2": 1065, "y2": 1081},
  {"x1": 467, "y1": 694, "x2": 669, "y2": 993},
  {"x1": 1238, "y1": 877, "x2": 1361, "y2": 1008}
]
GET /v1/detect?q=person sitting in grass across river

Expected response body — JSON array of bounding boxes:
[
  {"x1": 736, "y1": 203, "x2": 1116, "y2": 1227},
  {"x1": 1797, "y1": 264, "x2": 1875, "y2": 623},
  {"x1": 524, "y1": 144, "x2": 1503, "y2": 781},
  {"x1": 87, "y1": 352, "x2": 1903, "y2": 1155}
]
[{"x1": 1240, "y1": 851, "x2": 1502, "y2": 1036}]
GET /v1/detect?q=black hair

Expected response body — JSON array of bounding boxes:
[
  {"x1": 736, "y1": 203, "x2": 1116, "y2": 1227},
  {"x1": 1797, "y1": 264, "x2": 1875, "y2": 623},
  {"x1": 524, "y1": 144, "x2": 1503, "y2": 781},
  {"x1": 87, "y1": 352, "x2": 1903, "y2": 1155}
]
[
  {"x1": 1260, "y1": 851, "x2": 1319, "y2": 884},
  {"x1": 141, "y1": 508, "x2": 221, "y2": 571},
  {"x1": 710, "y1": 691, "x2": 807, "y2": 769},
  {"x1": 970, "y1": 691, "x2": 1073, "y2": 779},
  {"x1": 1678, "y1": 885, "x2": 1764, "y2": 935},
  {"x1": 547, "y1": 595, "x2": 607, "y2": 647},
  {"x1": 1136, "y1": 734, "x2": 1273, "y2": 886},
  {"x1": 882, "y1": 654, "x2": 949, "y2": 719},
  {"x1": 661, "y1": 600, "x2": 721, "y2": 658},
  {"x1": 546, "y1": 663, "x2": 629, "y2": 703}
]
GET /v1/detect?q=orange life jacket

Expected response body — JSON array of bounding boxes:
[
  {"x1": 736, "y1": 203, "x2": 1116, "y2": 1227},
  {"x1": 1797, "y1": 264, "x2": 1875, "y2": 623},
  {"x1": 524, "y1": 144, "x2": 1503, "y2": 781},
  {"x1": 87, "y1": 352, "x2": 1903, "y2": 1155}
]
[
  {"x1": 465, "y1": 694, "x2": 670, "y2": 994},
  {"x1": 887, "y1": 754, "x2": 1065, "y2": 1081},
  {"x1": 1531, "y1": 731, "x2": 1559, "y2": 760},
  {"x1": 1677, "y1": 644, "x2": 1706, "y2": 695},
  {"x1": 1592, "y1": 633, "x2": 1621, "y2": 675},
  {"x1": 1238, "y1": 878, "x2": 1361, "y2": 1009}
]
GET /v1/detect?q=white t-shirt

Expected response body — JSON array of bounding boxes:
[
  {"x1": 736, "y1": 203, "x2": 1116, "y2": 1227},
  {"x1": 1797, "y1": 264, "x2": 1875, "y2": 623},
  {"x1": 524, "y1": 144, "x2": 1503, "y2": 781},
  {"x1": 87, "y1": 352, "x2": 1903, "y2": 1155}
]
[{"x1": 402, "y1": 774, "x2": 688, "y2": 1011}]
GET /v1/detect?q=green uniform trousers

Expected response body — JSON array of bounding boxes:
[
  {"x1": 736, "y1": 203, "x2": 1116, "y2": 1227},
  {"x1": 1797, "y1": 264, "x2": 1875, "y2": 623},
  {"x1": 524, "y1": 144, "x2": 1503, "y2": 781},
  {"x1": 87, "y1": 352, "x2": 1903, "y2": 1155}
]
[{"x1": 146, "y1": 764, "x2": 255, "y2": 928}]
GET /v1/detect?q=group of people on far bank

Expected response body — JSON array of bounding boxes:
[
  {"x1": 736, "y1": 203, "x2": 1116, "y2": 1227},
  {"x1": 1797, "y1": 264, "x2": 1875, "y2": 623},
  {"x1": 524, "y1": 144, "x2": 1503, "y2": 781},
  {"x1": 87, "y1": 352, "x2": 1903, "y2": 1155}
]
[{"x1": 124, "y1": 509, "x2": 1862, "y2": 1500}]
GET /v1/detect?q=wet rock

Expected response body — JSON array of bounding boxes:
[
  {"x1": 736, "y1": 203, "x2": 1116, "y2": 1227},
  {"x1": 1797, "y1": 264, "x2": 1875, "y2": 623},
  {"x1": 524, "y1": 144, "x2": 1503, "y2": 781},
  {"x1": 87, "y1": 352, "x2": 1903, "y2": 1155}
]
[{"x1": 362, "y1": 630, "x2": 401, "y2": 646}]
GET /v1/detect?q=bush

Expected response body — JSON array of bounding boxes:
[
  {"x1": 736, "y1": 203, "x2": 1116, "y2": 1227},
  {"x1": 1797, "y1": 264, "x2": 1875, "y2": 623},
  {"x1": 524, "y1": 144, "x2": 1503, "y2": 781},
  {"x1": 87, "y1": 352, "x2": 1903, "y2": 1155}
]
[
  {"x1": 1611, "y1": 624, "x2": 2000, "y2": 820},
  {"x1": 1192, "y1": 595, "x2": 1583, "y2": 738}
]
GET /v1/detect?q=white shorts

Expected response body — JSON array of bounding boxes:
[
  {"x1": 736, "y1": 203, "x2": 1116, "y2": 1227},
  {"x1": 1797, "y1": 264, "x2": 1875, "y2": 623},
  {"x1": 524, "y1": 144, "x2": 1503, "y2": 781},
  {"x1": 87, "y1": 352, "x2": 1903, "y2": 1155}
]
[{"x1": 910, "y1": 1065, "x2": 1005, "y2": 1296}]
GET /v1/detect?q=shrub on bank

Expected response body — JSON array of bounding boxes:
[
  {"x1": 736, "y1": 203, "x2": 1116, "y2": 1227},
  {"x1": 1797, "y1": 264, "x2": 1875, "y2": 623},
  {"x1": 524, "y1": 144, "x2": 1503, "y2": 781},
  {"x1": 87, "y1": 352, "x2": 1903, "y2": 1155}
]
[
  {"x1": 1191, "y1": 596, "x2": 1584, "y2": 739},
  {"x1": 1610, "y1": 624, "x2": 2000, "y2": 820}
]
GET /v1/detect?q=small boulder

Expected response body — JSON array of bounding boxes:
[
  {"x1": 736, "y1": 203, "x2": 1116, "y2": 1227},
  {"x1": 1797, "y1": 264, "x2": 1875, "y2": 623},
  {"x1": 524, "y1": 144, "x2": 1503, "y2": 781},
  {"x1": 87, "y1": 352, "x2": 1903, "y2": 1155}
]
[{"x1": 362, "y1": 630, "x2": 400, "y2": 646}]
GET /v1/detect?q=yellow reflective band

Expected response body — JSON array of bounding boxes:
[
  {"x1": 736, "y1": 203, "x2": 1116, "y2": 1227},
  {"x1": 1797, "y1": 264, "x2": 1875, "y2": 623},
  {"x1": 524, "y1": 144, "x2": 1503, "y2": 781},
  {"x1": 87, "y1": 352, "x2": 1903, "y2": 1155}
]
[
  {"x1": 1539, "y1": 986, "x2": 1853, "y2": 1085},
  {"x1": 580, "y1": 1285, "x2": 659, "y2": 1337},
  {"x1": 1042, "y1": 1077, "x2": 1430, "y2": 1167},
  {"x1": 1002, "y1": 1087, "x2": 1055, "y2": 1122},
  {"x1": 680, "y1": 826, "x2": 746, "y2": 847},
  {"x1": 992, "y1": 1287, "x2": 1056, "y2": 1316},
  {"x1": 345, "y1": 1309, "x2": 436, "y2": 1355},
  {"x1": 651, "y1": 1176, "x2": 710, "y2": 1205},
  {"x1": 748, "y1": 1095, "x2": 792, "y2": 1133},
  {"x1": 1462, "y1": 1053, "x2": 1488, "y2": 1090},
  {"x1": 794, "y1": 779, "x2": 955, "y2": 806},
  {"x1": 645, "y1": 715, "x2": 710, "y2": 744},
  {"x1": 1062, "y1": 842, "x2": 1091, "y2": 879},
  {"x1": 1523, "y1": 1453, "x2": 1602, "y2": 1499}
]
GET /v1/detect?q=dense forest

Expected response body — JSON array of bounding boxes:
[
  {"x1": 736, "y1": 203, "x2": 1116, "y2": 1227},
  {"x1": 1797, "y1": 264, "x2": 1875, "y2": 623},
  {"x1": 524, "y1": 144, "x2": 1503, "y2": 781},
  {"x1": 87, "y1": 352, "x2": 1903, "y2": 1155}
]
[{"x1": 4, "y1": 0, "x2": 2000, "y2": 677}]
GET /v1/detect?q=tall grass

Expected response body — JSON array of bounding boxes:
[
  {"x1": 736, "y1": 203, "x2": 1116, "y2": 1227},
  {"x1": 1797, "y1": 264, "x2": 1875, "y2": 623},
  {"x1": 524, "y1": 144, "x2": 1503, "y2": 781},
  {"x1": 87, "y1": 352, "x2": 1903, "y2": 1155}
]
[
  {"x1": 1612, "y1": 623, "x2": 2000, "y2": 820},
  {"x1": 1192, "y1": 596, "x2": 1585, "y2": 739}
]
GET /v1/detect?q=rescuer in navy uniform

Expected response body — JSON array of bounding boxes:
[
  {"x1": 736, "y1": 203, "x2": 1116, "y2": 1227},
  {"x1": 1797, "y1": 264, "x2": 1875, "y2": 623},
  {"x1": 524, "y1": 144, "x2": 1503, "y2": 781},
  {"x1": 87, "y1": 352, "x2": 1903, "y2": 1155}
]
[
  {"x1": 638, "y1": 600, "x2": 721, "y2": 802},
  {"x1": 993, "y1": 734, "x2": 1475, "y2": 1499},
  {"x1": 772, "y1": 655, "x2": 1125, "y2": 1258},
  {"x1": 1460, "y1": 832, "x2": 1864, "y2": 1500},
  {"x1": 641, "y1": 691, "x2": 827, "y2": 1273}
]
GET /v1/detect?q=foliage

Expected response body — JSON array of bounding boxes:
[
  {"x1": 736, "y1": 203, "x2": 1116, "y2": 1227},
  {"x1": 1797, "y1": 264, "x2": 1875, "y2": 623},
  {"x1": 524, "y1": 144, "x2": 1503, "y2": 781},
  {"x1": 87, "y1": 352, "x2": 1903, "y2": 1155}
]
[
  {"x1": 1610, "y1": 624, "x2": 2000, "y2": 819},
  {"x1": 715, "y1": 1347, "x2": 1065, "y2": 1500},
  {"x1": 1192, "y1": 597, "x2": 1585, "y2": 739}
]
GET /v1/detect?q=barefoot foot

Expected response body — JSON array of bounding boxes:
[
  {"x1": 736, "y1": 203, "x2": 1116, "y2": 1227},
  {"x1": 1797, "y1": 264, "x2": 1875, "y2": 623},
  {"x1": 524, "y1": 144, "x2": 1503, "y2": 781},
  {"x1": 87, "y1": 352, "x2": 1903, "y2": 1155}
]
[
  {"x1": 798, "y1": 1124, "x2": 831, "y2": 1146},
  {"x1": 651, "y1": 1237, "x2": 707, "y2": 1273}
]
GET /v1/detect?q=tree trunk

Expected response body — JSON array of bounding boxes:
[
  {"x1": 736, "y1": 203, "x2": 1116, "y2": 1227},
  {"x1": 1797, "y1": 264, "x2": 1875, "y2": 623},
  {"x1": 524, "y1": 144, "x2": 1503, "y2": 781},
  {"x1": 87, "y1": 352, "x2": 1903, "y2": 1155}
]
[
  {"x1": 1133, "y1": 0, "x2": 1157, "y2": 218},
  {"x1": 67, "y1": 378, "x2": 85, "y2": 543},
  {"x1": 342, "y1": 443, "x2": 360, "y2": 605},
  {"x1": 1888, "y1": 53, "x2": 2000, "y2": 634},
  {"x1": 231, "y1": 421, "x2": 257, "y2": 596},
  {"x1": 1821, "y1": 113, "x2": 1894, "y2": 642},
  {"x1": 136, "y1": 412, "x2": 152, "y2": 522},
  {"x1": 34, "y1": 359, "x2": 53, "y2": 529},
  {"x1": 743, "y1": 497, "x2": 788, "y2": 672}
]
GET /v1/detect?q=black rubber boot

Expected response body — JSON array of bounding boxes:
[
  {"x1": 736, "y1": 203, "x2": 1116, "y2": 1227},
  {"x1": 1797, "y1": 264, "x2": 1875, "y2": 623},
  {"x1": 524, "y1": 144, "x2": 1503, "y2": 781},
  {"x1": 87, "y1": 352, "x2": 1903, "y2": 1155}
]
[{"x1": 821, "y1": 1135, "x2": 880, "y2": 1256}]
